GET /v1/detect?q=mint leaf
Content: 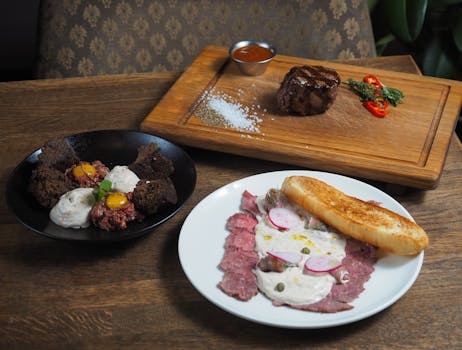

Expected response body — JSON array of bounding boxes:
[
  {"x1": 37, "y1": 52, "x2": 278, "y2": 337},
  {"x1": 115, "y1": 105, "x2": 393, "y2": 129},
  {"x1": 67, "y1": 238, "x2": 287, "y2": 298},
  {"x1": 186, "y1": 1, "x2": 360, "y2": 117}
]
[
  {"x1": 99, "y1": 179, "x2": 112, "y2": 192},
  {"x1": 92, "y1": 180, "x2": 112, "y2": 202}
]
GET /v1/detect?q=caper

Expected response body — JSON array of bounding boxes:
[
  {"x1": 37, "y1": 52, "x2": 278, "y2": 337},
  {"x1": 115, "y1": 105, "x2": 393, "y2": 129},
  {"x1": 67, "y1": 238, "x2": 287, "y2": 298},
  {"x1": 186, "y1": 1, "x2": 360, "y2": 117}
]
[
  {"x1": 275, "y1": 282, "x2": 285, "y2": 292},
  {"x1": 301, "y1": 247, "x2": 311, "y2": 254}
]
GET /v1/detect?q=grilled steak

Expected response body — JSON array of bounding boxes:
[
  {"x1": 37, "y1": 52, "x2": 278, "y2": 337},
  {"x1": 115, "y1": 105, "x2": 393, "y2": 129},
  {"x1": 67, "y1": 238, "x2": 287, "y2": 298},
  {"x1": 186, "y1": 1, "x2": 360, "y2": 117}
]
[{"x1": 276, "y1": 65, "x2": 341, "y2": 115}]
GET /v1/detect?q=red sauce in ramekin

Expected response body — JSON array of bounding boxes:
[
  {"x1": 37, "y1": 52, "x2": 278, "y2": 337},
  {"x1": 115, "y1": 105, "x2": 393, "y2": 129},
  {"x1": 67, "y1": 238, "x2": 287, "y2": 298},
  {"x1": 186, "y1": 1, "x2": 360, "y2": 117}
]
[{"x1": 232, "y1": 45, "x2": 273, "y2": 62}]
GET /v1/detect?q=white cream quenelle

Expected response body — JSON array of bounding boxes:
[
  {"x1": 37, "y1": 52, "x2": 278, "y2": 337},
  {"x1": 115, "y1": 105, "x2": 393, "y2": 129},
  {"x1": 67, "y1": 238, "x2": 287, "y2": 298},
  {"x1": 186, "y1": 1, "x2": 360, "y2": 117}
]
[
  {"x1": 104, "y1": 165, "x2": 140, "y2": 193},
  {"x1": 50, "y1": 188, "x2": 94, "y2": 229}
]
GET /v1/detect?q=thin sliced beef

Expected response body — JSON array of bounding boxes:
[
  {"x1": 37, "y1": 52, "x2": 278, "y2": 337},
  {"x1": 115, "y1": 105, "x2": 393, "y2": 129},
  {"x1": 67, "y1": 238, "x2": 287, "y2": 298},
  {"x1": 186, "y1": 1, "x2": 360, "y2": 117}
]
[
  {"x1": 329, "y1": 266, "x2": 350, "y2": 284},
  {"x1": 219, "y1": 270, "x2": 258, "y2": 301},
  {"x1": 219, "y1": 205, "x2": 259, "y2": 301},
  {"x1": 226, "y1": 213, "x2": 258, "y2": 232},
  {"x1": 219, "y1": 190, "x2": 377, "y2": 312},
  {"x1": 225, "y1": 228, "x2": 256, "y2": 252},
  {"x1": 219, "y1": 249, "x2": 259, "y2": 272},
  {"x1": 241, "y1": 190, "x2": 260, "y2": 217},
  {"x1": 289, "y1": 297, "x2": 353, "y2": 313},
  {"x1": 346, "y1": 238, "x2": 377, "y2": 262}
]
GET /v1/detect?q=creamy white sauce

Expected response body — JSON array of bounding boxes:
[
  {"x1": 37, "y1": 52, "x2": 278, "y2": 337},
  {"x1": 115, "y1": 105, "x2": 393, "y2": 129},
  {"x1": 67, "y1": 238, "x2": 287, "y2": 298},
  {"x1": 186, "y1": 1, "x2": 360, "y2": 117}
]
[
  {"x1": 254, "y1": 195, "x2": 347, "y2": 305},
  {"x1": 50, "y1": 188, "x2": 94, "y2": 229},
  {"x1": 254, "y1": 268, "x2": 335, "y2": 305},
  {"x1": 104, "y1": 165, "x2": 140, "y2": 193}
]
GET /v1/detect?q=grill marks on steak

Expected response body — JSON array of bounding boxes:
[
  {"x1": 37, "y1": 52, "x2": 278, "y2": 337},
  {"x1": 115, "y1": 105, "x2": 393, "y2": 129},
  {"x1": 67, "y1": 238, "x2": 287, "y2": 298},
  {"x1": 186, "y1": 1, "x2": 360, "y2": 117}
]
[
  {"x1": 276, "y1": 65, "x2": 341, "y2": 116},
  {"x1": 218, "y1": 212, "x2": 259, "y2": 301}
]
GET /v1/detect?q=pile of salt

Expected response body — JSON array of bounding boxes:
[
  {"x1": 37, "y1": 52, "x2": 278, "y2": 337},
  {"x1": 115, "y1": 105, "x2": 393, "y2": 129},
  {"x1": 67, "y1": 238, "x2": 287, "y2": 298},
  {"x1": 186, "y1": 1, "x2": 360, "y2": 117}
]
[{"x1": 206, "y1": 93, "x2": 262, "y2": 132}]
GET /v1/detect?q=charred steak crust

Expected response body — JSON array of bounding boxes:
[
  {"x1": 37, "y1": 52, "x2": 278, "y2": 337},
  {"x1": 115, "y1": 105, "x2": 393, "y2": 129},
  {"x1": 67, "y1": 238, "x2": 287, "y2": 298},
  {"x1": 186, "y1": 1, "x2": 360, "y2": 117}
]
[{"x1": 276, "y1": 65, "x2": 341, "y2": 116}]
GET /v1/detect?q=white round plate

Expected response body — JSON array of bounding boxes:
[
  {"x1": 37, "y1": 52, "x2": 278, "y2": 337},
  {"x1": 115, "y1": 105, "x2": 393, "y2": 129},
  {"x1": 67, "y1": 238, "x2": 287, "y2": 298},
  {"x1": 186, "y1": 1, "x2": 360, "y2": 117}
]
[{"x1": 178, "y1": 170, "x2": 424, "y2": 328}]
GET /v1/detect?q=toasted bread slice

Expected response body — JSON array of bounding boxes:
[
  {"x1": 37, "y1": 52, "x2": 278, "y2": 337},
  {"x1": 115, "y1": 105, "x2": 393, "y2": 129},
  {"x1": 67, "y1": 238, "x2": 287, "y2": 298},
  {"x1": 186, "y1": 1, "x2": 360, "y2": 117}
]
[{"x1": 281, "y1": 176, "x2": 428, "y2": 255}]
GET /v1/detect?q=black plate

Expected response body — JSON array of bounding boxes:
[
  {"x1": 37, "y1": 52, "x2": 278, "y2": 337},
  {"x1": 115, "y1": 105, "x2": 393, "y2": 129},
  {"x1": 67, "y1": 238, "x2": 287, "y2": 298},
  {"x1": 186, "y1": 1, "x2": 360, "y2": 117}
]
[{"x1": 5, "y1": 130, "x2": 196, "y2": 242}]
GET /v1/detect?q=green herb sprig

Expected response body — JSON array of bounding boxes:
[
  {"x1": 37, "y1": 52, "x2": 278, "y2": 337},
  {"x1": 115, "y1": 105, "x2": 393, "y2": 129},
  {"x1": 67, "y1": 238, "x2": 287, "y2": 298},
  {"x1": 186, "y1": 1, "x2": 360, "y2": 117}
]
[
  {"x1": 343, "y1": 78, "x2": 405, "y2": 107},
  {"x1": 93, "y1": 179, "x2": 112, "y2": 202}
]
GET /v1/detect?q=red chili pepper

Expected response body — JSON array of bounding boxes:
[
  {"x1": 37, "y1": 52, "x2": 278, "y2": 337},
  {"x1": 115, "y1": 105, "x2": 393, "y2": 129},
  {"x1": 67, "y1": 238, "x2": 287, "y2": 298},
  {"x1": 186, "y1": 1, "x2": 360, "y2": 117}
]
[
  {"x1": 363, "y1": 74, "x2": 382, "y2": 89},
  {"x1": 375, "y1": 97, "x2": 389, "y2": 109},
  {"x1": 362, "y1": 101, "x2": 388, "y2": 118}
]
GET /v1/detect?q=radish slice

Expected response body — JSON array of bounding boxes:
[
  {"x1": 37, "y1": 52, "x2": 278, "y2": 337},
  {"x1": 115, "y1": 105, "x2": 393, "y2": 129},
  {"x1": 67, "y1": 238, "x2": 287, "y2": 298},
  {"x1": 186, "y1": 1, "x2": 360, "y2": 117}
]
[
  {"x1": 267, "y1": 251, "x2": 302, "y2": 265},
  {"x1": 309, "y1": 216, "x2": 321, "y2": 227},
  {"x1": 268, "y1": 207, "x2": 301, "y2": 230},
  {"x1": 306, "y1": 216, "x2": 327, "y2": 231},
  {"x1": 304, "y1": 256, "x2": 342, "y2": 272}
]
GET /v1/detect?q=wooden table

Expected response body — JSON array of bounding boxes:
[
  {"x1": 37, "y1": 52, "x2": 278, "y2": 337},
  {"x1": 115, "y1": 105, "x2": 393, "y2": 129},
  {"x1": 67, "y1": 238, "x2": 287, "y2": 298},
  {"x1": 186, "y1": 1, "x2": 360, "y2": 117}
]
[{"x1": 1, "y1": 56, "x2": 461, "y2": 349}]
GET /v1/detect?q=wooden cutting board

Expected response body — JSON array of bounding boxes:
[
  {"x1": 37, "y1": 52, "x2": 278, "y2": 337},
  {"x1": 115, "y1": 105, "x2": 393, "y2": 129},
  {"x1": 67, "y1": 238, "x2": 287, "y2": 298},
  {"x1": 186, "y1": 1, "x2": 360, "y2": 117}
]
[{"x1": 141, "y1": 46, "x2": 462, "y2": 189}]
